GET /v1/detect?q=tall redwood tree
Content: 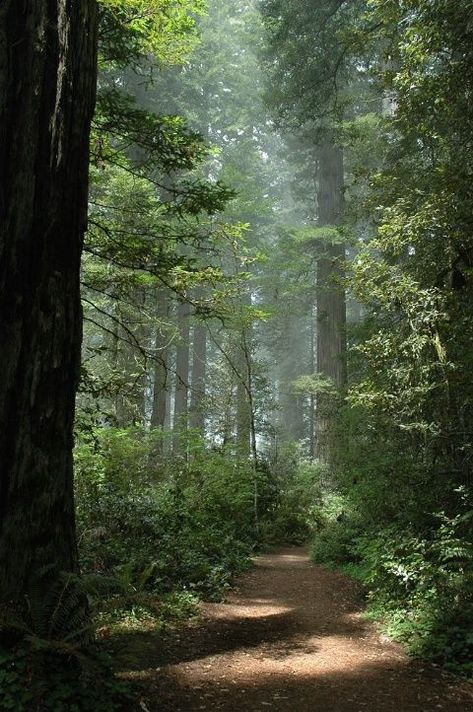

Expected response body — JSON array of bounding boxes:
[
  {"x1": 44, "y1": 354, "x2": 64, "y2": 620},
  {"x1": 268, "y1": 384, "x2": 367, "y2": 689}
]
[{"x1": 0, "y1": 1, "x2": 98, "y2": 604}]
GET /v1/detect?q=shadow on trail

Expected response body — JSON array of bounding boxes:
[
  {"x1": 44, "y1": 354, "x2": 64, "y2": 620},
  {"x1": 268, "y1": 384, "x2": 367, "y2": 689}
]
[
  {"x1": 110, "y1": 590, "x2": 367, "y2": 670},
  {"x1": 110, "y1": 608, "x2": 306, "y2": 669},
  {"x1": 146, "y1": 660, "x2": 473, "y2": 712},
  {"x1": 109, "y1": 547, "x2": 473, "y2": 712}
]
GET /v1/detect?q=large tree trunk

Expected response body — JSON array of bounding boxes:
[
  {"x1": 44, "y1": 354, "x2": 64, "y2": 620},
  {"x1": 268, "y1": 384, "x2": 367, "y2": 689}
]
[
  {"x1": 314, "y1": 140, "x2": 347, "y2": 465},
  {"x1": 0, "y1": 1, "x2": 98, "y2": 604},
  {"x1": 189, "y1": 322, "x2": 207, "y2": 435}
]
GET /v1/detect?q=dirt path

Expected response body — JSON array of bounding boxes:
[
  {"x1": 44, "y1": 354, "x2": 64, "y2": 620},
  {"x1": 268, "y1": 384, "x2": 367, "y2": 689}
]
[{"x1": 119, "y1": 547, "x2": 473, "y2": 712}]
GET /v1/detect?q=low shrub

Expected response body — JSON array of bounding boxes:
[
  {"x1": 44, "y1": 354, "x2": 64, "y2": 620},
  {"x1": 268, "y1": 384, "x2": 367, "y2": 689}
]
[
  {"x1": 0, "y1": 645, "x2": 131, "y2": 712},
  {"x1": 354, "y1": 494, "x2": 473, "y2": 676},
  {"x1": 310, "y1": 484, "x2": 473, "y2": 678},
  {"x1": 75, "y1": 428, "x2": 259, "y2": 602},
  {"x1": 262, "y1": 453, "x2": 324, "y2": 544}
]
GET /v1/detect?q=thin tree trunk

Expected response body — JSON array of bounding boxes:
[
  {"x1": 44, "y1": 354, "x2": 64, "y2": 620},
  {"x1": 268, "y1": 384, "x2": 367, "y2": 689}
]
[
  {"x1": 236, "y1": 344, "x2": 251, "y2": 456},
  {"x1": 114, "y1": 288, "x2": 147, "y2": 426},
  {"x1": 0, "y1": 1, "x2": 98, "y2": 604},
  {"x1": 165, "y1": 389, "x2": 172, "y2": 431},
  {"x1": 309, "y1": 303, "x2": 316, "y2": 458},
  {"x1": 189, "y1": 323, "x2": 207, "y2": 434},
  {"x1": 315, "y1": 140, "x2": 347, "y2": 465},
  {"x1": 173, "y1": 300, "x2": 190, "y2": 455},
  {"x1": 151, "y1": 290, "x2": 170, "y2": 430},
  {"x1": 238, "y1": 327, "x2": 259, "y2": 537},
  {"x1": 150, "y1": 290, "x2": 170, "y2": 458},
  {"x1": 235, "y1": 290, "x2": 252, "y2": 456}
]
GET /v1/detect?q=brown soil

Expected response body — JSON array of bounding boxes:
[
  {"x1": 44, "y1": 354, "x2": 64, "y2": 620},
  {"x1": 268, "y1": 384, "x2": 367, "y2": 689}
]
[{"x1": 117, "y1": 546, "x2": 473, "y2": 712}]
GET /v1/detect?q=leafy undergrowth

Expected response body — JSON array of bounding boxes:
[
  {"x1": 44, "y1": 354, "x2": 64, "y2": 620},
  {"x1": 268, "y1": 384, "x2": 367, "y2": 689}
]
[
  {"x1": 75, "y1": 428, "x2": 261, "y2": 603},
  {"x1": 310, "y1": 488, "x2": 473, "y2": 680},
  {"x1": 0, "y1": 428, "x2": 263, "y2": 711},
  {"x1": 0, "y1": 582, "x2": 204, "y2": 711},
  {"x1": 95, "y1": 590, "x2": 200, "y2": 638},
  {"x1": 0, "y1": 645, "x2": 133, "y2": 712},
  {"x1": 0, "y1": 434, "x2": 327, "y2": 710}
]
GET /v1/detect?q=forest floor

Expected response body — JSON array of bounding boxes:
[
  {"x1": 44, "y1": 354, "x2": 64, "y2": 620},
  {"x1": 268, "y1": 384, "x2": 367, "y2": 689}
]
[{"x1": 115, "y1": 546, "x2": 473, "y2": 712}]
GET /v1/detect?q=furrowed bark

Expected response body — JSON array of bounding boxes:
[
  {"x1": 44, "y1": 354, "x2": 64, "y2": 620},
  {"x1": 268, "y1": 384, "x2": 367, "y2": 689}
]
[{"x1": 0, "y1": 0, "x2": 98, "y2": 603}]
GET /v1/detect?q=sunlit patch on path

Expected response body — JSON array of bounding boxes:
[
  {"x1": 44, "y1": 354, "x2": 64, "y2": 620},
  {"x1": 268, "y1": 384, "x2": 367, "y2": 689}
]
[{"x1": 118, "y1": 547, "x2": 473, "y2": 712}]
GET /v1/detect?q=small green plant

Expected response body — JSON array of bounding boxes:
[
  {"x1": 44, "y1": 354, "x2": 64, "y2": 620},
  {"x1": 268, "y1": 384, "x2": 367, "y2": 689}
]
[
  {"x1": 0, "y1": 644, "x2": 132, "y2": 712},
  {"x1": 95, "y1": 590, "x2": 199, "y2": 635},
  {"x1": 356, "y1": 508, "x2": 473, "y2": 672},
  {"x1": 75, "y1": 428, "x2": 260, "y2": 604},
  {"x1": 0, "y1": 571, "x2": 132, "y2": 711}
]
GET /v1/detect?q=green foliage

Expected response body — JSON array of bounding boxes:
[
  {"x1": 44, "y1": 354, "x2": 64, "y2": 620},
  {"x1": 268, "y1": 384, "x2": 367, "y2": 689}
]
[
  {"x1": 0, "y1": 571, "x2": 131, "y2": 711},
  {"x1": 310, "y1": 479, "x2": 473, "y2": 677},
  {"x1": 287, "y1": 0, "x2": 473, "y2": 681},
  {"x1": 292, "y1": 374, "x2": 337, "y2": 397},
  {"x1": 75, "y1": 428, "x2": 261, "y2": 601},
  {"x1": 98, "y1": 0, "x2": 207, "y2": 67},
  {"x1": 261, "y1": 448, "x2": 324, "y2": 544},
  {"x1": 311, "y1": 522, "x2": 359, "y2": 568},
  {"x1": 260, "y1": 0, "x2": 368, "y2": 127},
  {"x1": 95, "y1": 590, "x2": 199, "y2": 635},
  {"x1": 290, "y1": 226, "x2": 343, "y2": 247},
  {"x1": 307, "y1": 485, "x2": 360, "y2": 567},
  {"x1": 0, "y1": 645, "x2": 130, "y2": 712},
  {"x1": 355, "y1": 493, "x2": 473, "y2": 676},
  {"x1": 76, "y1": 0, "x2": 473, "y2": 692}
]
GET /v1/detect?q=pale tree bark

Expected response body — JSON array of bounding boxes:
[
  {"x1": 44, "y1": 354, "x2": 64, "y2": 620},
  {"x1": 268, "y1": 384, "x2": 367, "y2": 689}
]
[
  {"x1": 234, "y1": 324, "x2": 259, "y2": 536},
  {"x1": 150, "y1": 290, "x2": 170, "y2": 459},
  {"x1": 309, "y1": 303, "x2": 316, "y2": 455},
  {"x1": 279, "y1": 386, "x2": 305, "y2": 442},
  {"x1": 278, "y1": 312, "x2": 307, "y2": 443},
  {"x1": 314, "y1": 140, "x2": 347, "y2": 465},
  {"x1": 233, "y1": 288, "x2": 253, "y2": 457},
  {"x1": 0, "y1": 1, "x2": 98, "y2": 604}
]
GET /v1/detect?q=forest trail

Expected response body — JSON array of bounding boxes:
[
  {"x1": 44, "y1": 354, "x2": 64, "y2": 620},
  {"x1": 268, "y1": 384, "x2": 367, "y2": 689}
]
[{"x1": 120, "y1": 547, "x2": 473, "y2": 712}]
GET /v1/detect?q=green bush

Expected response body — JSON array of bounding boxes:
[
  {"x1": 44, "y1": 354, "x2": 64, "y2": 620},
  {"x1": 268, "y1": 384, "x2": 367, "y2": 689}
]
[
  {"x1": 353, "y1": 497, "x2": 473, "y2": 676},
  {"x1": 262, "y1": 453, "x2": 324, "y2": 544},
  {"x1": 0, "y1": 570, "x2": 131, "y2": 712},
  {"x1": 74, "y1": 428, "x2": 260, "y2": 601},
  {"x1": 311, "y1": 520, "x2": 361, "y2": 566},
  {"x1": 308, "y1": 483, "x2": 473, "y2": 678},
  {"x1": 0, "y1": 645, "x2": 131, "y2": 712},
  {"x1": 307, "y1": 487, "x2": 361, "y2": 565}
]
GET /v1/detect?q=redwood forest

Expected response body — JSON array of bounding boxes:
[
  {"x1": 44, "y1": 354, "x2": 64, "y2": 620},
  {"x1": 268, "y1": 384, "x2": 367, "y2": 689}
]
[{"x1": 1, "y1": 2, "x2": 473, "y2": 710}]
